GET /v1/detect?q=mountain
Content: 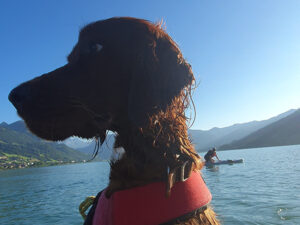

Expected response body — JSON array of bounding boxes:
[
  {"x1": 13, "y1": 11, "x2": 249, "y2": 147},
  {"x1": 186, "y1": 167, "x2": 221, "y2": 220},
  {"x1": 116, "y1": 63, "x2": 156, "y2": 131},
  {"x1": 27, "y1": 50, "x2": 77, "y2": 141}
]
[
  {"x1": 189, "y1": 109, "x2": 296, "y2": 151},
  {"x1": 220, "y1": 109, "x2": 300, "y2": 150},
  {"x1": 0, "y1": 122, "x2": 8, "y2": 127},
  {"x1": 0, "y1": 121, "x2": 89, "y2": 169},
  {"x1": 62, "y1": 137, "x2": 93, "y2": 149},
  {"x1": 75, "y1": 134, "x2": 117, "y2": 160}
]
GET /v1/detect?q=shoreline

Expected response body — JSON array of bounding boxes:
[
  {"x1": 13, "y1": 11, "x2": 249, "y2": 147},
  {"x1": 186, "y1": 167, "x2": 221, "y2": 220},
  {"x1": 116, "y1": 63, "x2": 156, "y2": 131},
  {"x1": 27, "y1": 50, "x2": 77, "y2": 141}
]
[
  {"x1": 0, "y1": 158, "x2": 88, "y2": 171},
  {"x1": 0, "y1": 153, "x2": 103, "y2": 171}
]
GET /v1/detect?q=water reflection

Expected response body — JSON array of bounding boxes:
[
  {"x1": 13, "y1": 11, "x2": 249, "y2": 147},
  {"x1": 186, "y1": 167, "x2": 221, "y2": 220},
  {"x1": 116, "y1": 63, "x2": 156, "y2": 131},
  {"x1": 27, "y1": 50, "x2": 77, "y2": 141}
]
[{"x1": 205, "y1": 165, "x2": 220, "y2": 172}]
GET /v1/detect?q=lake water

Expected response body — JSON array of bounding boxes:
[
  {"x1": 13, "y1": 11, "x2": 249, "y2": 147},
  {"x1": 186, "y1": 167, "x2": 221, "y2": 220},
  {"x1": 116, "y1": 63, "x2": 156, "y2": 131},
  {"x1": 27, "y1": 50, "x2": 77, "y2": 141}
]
[{"x1": 1, "y1": 145, "x2": 300, "y2": 225}]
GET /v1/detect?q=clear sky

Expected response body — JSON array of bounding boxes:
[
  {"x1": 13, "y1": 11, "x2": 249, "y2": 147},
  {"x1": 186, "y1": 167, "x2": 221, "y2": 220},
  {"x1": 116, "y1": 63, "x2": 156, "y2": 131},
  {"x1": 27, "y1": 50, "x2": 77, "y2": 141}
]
[{"x1": 0, "y1": 0, "x2": 299, "y2": 130}]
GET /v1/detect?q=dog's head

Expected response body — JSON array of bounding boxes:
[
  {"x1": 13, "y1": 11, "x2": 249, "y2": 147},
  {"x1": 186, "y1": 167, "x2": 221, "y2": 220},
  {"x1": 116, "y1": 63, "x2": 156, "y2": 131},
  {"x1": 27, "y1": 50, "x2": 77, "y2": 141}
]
[{"x1": 9, "y1": 17, "x2": 194, "y2": 141}]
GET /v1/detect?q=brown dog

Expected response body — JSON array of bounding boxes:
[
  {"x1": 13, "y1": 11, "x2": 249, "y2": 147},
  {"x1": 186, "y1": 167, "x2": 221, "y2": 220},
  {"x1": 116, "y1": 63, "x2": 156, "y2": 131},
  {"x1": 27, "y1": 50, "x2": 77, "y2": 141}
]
[{"x1": 9, "y1": 17, "x2": 219, "y2": 225}]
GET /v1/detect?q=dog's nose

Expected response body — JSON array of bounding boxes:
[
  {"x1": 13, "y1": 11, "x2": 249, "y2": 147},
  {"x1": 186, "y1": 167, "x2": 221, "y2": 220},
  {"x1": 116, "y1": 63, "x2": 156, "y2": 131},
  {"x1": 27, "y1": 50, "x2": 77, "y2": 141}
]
[{"x1": 9, "y1": 85, "x2": 31, "y2": 109}]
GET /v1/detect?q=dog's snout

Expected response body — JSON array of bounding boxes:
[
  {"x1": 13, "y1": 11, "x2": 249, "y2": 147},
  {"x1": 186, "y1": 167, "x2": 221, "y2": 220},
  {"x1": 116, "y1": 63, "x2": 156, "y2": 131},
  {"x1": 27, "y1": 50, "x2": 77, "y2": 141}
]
[{"x1": 9, "y1": 85, "x2": 31, "y2": 109}]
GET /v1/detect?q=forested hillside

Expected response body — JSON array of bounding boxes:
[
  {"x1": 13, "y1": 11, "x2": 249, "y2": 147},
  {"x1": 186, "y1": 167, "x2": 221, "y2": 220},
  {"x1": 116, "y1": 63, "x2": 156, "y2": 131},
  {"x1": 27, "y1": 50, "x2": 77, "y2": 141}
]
[
  {"x1": 220, "y1": 109, "x2": 300, "y2": 150},
  {"x1": 0, "y1": 122, "x2": 89, "y2": 169}
]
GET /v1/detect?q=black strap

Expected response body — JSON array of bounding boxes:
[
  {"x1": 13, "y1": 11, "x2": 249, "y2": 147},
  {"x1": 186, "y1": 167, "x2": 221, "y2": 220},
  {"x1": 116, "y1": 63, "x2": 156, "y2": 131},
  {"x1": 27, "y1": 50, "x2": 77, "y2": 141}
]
[
  {"x1": 83, "y1": 190, "x2": 104, "y2": 225},
  {"x1": 159, "y1": 205, "x2": 208, "y2": 225}
]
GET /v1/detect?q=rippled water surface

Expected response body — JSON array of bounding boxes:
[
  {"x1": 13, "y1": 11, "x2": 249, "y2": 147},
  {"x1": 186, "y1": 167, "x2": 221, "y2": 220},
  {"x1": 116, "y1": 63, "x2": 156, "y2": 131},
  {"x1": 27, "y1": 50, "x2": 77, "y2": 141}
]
[{"x1": 1, "y1": 145, "x2": 300, "y2": 225}]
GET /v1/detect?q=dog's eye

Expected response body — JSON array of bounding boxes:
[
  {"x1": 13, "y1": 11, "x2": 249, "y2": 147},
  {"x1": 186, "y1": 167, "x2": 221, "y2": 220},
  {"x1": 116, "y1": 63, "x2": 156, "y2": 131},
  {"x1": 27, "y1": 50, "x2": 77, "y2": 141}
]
[{"x1": 91, "y1": 43, "x2": 103, "y2": 53}]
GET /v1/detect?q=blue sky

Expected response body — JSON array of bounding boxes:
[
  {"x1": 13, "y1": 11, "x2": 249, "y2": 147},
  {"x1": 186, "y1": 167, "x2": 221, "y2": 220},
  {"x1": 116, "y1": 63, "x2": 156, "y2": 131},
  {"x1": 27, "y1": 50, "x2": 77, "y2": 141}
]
[{"x1": 0, "y1": 0, "x2": 299, "y2": 130}]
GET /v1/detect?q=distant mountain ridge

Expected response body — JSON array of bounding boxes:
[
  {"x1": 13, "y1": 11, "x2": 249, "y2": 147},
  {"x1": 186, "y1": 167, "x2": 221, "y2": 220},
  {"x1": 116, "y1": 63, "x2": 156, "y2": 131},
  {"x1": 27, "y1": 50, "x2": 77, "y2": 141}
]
[
  {"x1": 0, "y1": 121, "x2": 89, "y2": 169},
  {"x1": 62, "y1": 137, "x2": 93, "y2": 149},
  {"x1": 189, "y1": 109, "x2": 297, "y2": 151},
  {"x1": 75, "y1": 134, "x2": 117, "y2": 160},
  {"x1": 219, "y1": 109, "x2": 300, "y2": 150},
  {"x1": 0, "y1": 120, "x2": 118, "y2": 162}
]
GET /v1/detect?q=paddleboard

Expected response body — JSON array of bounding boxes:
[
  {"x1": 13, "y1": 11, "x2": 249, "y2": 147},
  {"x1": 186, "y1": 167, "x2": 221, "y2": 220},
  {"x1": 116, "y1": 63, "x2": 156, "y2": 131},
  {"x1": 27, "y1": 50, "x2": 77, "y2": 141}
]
[{"x1": 205, "y1": 159, "x2": 244, "y2": 166}]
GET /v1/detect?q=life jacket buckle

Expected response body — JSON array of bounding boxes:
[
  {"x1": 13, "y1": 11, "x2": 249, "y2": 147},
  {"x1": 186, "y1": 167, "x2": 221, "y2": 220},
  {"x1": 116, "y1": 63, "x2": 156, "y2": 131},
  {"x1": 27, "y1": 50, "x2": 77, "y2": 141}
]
[{"x1": 179, "y1": 161, "x2": 189, "y2": 182}]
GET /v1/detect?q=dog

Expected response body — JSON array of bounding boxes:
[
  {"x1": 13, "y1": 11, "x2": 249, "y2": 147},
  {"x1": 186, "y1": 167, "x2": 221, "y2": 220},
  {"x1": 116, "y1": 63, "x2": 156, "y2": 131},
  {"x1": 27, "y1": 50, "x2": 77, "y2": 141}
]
[{"x1": 9, "y1": 17, "x2": 219, "y2": 225}]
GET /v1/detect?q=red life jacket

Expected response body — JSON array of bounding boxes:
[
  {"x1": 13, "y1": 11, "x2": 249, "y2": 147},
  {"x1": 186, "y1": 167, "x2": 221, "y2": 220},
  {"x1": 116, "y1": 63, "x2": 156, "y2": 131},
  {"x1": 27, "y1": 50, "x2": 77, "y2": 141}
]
[{"x1": 92, "y1": 171, "x2": 212, "y2": 225}]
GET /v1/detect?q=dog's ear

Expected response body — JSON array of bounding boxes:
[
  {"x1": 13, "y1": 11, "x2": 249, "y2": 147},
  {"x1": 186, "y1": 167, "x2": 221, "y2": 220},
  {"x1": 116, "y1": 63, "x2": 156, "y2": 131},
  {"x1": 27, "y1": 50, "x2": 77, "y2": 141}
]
[{"x1": 128, "y1": 34, "x2": 194, "y2": 127}]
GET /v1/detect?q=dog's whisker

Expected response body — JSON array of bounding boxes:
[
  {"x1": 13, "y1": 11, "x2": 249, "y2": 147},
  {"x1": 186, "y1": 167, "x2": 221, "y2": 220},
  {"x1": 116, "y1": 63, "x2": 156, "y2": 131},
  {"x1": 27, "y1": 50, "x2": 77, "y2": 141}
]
[{"x1": 68, "y1": 98, "x2": 108, "y2": 120}]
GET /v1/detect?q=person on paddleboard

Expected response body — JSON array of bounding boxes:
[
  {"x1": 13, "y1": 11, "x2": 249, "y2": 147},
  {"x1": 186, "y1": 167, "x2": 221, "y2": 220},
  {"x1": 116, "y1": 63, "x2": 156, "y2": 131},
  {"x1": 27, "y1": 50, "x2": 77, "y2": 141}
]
[{"x1": 204, "y1": 147, "x2": 220, "y2": 163}]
